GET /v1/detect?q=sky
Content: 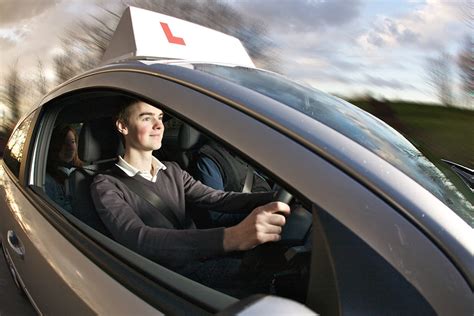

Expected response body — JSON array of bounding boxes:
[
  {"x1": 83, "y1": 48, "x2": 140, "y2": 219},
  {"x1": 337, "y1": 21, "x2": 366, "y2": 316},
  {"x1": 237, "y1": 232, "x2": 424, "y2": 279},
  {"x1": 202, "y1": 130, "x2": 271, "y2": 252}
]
[{"x1": 0, "y1": 0, "x2": 472, "y2": 113}]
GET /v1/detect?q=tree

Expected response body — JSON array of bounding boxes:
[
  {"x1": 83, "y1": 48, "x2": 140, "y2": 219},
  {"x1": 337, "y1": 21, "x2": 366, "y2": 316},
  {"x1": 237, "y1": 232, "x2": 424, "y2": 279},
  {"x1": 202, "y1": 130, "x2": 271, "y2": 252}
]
[
  {"x1": 457, "y1": 0, "x2": 473, "y2": 30},
  {"x1": 457, "y1": 35, "x2": 473, "y2": 107},
  {"x1": 3, "y1": 62, "x2": 24, "y2": 124},
  {"x1": 53, "y1": 0, "x2": 279, "y2": 82},
  {"x1": 53, "y1": 36, "x2": 86, "y2": 84},
  {"x1": 36, "y1": 58, "x2": 48, "y2": 96},
  {"x1": 425, "y1": 51, "x2": 454, "y2": 106}
]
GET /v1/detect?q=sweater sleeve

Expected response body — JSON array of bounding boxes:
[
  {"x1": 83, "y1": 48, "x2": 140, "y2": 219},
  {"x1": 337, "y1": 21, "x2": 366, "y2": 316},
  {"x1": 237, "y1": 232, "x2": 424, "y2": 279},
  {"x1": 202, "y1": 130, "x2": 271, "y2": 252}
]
[
  {"x1": 177, "y1": 163, "x2": 274, "y2": 212},
  {"x1": 90, "y1": 174, "x2": 226, "y2": 270}
]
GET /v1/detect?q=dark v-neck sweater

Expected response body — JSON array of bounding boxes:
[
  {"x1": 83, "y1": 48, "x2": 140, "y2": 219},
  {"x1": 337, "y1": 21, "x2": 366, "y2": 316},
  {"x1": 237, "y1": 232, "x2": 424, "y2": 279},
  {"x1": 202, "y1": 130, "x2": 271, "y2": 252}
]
[{"x1": 90, "y1": 162, "x2": 273, "y2": 272}]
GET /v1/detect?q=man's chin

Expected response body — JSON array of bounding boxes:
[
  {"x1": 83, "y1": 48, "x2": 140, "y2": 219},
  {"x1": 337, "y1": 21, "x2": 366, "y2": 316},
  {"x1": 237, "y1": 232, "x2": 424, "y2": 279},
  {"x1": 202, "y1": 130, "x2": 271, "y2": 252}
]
[{"x1": 152, "y1": 143, "x2": 162, "y2": 151}]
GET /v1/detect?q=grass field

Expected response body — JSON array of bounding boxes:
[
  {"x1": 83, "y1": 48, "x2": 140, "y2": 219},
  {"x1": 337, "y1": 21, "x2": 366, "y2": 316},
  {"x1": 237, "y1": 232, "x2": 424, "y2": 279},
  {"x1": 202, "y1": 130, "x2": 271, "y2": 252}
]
[
  {"x1": 350, "y1": 99, "x2": 473, "y2": 211},
  {"x1": 351, "y1": 100, "x2": 473, "y2": 166}
]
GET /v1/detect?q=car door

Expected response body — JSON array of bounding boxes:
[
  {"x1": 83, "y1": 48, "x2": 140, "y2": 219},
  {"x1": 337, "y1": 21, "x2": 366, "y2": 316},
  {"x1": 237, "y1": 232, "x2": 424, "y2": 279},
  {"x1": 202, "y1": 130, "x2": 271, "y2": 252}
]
[{"x1": 1, "y1": 111, "x2": 37, "y2": 295}]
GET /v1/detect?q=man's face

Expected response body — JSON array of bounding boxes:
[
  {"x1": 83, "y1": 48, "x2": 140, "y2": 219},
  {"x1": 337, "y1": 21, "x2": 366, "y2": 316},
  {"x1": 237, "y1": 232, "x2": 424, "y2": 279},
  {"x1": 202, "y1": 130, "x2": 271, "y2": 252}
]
[{"x1": 117, "y1": 101, "x2": 164, "y2": 152}]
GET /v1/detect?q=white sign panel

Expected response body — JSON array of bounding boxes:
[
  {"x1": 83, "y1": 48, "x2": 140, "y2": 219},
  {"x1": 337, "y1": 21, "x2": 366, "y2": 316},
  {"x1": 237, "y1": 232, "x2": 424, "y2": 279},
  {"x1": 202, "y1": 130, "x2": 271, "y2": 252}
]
[{"x1": 102, "y1": 6, "x2": 255, "y2": 68}]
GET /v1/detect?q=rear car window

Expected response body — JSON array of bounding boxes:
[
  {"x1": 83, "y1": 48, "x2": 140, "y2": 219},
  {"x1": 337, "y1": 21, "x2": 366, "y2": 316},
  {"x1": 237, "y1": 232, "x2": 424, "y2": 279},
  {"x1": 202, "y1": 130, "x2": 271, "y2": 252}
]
[{"x1": 3, "y1": 113, "x2": 34, "y2": 178}]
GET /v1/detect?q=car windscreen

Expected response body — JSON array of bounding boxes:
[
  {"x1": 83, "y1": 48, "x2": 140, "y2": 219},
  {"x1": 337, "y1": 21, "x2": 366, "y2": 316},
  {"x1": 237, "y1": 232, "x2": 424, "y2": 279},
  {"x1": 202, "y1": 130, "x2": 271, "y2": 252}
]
[{"x1": 193, "y1": 64, "x2": 473, "y2": 227}]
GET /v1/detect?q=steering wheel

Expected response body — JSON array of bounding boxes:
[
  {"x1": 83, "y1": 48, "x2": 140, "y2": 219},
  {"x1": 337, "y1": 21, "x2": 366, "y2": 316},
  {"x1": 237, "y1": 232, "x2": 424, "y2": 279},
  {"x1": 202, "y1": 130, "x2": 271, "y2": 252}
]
[
  {"x1": 273, "y1": 188, "x2": 312, "y2": 245},
  {"x1": 241, "y1": 187, "x2": 311, "y2": 275},
  {"x1": 273, "y1": 187, "x2": 293, "y2": 204}
]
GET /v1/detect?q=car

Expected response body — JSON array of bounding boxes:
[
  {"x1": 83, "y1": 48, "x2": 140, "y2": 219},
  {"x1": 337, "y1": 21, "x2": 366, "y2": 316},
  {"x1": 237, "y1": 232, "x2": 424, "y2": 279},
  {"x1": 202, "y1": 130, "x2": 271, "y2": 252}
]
[{"x1": 0, "y1": 6, "x2": 472, "y2": 315}]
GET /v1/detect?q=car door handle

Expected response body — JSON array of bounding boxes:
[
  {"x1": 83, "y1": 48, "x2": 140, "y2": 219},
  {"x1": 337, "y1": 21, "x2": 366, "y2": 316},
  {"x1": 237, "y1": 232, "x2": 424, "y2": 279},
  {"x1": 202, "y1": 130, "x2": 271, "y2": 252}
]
[{"x1": 7, "y1": 230, "x2": 25, "y2": 259}]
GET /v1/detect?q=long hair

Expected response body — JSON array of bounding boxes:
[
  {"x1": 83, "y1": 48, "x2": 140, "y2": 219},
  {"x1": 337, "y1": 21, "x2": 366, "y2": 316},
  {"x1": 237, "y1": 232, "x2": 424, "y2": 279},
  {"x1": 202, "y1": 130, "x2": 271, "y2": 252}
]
[{"x1": 47, "y1": 125, "x2": 83, "y2": 183}]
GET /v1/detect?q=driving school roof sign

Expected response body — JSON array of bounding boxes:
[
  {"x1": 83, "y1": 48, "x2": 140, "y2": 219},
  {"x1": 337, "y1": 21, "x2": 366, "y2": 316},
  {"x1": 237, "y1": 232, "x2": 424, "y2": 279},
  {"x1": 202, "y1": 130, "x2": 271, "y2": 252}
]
[{"x1": 101, "y1": 6, "x2": 255, "y2": 68}]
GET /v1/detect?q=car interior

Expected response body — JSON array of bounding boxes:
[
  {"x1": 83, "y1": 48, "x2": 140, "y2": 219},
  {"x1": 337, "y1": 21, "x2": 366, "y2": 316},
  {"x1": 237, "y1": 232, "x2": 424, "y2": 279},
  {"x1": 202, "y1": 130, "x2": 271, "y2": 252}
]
[{"x1": 42, "y1": 91, "x2": 313, "y2": 302}]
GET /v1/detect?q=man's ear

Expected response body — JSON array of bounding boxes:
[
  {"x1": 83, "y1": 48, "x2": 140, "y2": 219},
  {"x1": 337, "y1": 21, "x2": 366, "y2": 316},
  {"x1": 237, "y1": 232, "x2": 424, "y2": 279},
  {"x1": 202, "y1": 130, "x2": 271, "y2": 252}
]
[{"x1": 116, "y1": 120, "x2": 128, "y2": 135}]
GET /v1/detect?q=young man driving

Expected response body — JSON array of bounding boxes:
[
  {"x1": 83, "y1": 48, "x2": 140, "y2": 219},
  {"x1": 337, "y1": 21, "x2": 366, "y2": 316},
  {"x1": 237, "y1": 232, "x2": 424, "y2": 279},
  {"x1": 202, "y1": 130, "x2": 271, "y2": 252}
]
[{"x1": 90, "y1": 98, "x2": 290, "y2": 294}]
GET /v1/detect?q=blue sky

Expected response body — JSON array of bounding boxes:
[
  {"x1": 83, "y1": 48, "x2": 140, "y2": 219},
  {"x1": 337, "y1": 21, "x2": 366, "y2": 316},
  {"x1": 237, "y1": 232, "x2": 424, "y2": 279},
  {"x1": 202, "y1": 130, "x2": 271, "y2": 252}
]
[{"x1": 0, "y1": 0, "x2": 471, "y2": 108}]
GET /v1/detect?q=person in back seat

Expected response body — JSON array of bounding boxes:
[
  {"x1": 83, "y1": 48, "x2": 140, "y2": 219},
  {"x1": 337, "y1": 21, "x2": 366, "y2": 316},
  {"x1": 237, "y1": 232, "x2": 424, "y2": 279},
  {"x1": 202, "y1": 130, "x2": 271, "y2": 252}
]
[
  {"x1": 45, "y1": 125, "x2": 83, "y2": 212},
  {"x1": 193, "y1": 140, "x2": 272, "y2": 227},
  {"x1": 90, "y1": 98, "x2": 290, "y2": 296}
]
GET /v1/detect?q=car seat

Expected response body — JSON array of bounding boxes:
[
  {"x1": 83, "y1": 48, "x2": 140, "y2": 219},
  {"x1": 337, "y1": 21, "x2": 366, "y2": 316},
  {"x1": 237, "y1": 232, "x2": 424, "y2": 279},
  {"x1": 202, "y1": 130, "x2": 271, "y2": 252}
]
[
  {"x1": 70, "y1": 117, "x2": 123, "y2": 236},
  {"x1": 176, "y1": 123, "x2": 204, "y2": 170}
]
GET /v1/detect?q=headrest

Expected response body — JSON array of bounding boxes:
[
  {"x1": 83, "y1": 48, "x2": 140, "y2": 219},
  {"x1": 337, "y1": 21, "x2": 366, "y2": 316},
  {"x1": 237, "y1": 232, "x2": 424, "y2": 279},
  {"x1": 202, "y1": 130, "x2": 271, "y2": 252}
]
[
  {"x1": 178, "y1": 123, "x2": 202, "y2": 150},
  {"x1": 79, "y1": 117, "x2": 124, "y2": 163}
]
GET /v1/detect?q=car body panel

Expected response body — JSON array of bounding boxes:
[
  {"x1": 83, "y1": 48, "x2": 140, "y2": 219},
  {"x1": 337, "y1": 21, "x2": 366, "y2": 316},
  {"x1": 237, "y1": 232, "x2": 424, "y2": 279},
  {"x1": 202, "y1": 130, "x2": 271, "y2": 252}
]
[
  {"x1": 0, "y1": 56, "x2": 472, "y2": 314},
  {"x1": 0, "y1": 163, "x2": 159, "y2": 315}
]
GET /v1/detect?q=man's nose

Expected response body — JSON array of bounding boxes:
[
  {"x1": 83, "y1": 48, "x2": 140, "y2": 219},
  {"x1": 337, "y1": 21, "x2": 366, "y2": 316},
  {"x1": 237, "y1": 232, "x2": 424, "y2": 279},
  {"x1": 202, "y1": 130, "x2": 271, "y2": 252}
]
[{"x1": 152, "y1": 118, "x2": 162, "y2": 128}]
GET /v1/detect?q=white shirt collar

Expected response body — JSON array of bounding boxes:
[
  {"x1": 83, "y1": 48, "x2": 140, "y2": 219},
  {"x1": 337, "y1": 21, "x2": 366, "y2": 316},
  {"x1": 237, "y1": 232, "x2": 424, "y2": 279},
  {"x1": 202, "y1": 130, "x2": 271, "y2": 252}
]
[
  {"x1": 116, "y1": 156, "x2": 166, "y2": 183},
  {"x1": 58, "y1": 166, "x2": 76, "y2": 177}
]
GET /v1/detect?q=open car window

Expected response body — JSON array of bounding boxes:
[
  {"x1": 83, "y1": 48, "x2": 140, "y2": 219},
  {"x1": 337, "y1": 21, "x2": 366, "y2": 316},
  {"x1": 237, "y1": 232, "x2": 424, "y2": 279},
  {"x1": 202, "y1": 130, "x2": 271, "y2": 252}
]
[{"x1": 39, "y1": 91, "x2": 313, "y2": 303}]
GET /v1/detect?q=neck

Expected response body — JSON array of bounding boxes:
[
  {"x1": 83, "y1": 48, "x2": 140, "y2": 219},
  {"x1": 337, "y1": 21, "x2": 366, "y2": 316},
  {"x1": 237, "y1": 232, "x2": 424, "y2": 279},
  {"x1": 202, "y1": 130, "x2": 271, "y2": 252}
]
[{"x1": 123, "y1": 148, "x2": 153, "y2": 173}]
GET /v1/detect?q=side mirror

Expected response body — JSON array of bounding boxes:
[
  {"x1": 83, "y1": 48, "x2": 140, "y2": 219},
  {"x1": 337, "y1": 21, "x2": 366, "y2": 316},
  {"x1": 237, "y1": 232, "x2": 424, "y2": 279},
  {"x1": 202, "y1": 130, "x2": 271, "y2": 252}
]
[{"x1": 217, "y1": 295, "x2": 317, "y2": 315}]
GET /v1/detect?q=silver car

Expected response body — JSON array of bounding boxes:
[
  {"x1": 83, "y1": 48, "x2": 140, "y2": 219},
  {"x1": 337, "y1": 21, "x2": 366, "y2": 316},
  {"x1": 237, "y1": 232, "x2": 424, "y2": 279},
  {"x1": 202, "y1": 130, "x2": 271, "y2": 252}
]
[{"x1": 1, "y1": 7, "x2": 473, "y2": 316}]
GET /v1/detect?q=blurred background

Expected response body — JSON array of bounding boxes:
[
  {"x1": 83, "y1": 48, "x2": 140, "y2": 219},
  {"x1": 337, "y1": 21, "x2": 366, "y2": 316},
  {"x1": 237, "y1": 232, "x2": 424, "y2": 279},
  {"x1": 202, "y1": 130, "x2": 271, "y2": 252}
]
[{"x1": 0, "y1": 0, "x2": 472, "y2": 172}]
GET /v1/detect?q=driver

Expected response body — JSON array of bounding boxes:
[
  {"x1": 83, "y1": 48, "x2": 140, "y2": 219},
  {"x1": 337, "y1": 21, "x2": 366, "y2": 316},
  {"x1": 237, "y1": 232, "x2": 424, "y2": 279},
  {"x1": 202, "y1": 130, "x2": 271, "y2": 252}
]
[{"x1": 90, "y1": 98, "x2": 290, "y2": 295}]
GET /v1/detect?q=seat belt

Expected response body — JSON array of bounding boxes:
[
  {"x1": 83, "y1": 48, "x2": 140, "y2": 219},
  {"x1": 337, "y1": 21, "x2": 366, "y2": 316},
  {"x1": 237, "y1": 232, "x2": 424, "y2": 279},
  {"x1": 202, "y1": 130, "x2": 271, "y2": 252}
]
[
  {"x1": 107, "y1": 169, "x2": 184, "y2": 229},
  {"x1": 242, "y1": 165, "x2": 254, "y2": 193}
]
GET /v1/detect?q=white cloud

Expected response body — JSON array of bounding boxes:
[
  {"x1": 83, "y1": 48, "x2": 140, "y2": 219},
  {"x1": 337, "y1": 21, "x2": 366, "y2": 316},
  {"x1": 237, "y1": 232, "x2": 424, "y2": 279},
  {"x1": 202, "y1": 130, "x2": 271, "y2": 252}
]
[
  {"x1": 357, "y1": 15, "x2": 421, "y2": 51},
  {"x1": 0, "y1": 24, "x2": 30, "y2": 44},
  {"x1": 0, "y1": 1, "x2": 101, "y2": 78},
  {"x1": 358, "y1": 0, "x2": 466, "y2": 51},
  {"x1": 294, "y1": 57, "x2": 329, "y2": 67},
  {"x1": 233, "y1": 0, "x2": 362, "y2": 32},
  {"x1": 0, "y1": 0, "x2": 60, "y2": 26}
]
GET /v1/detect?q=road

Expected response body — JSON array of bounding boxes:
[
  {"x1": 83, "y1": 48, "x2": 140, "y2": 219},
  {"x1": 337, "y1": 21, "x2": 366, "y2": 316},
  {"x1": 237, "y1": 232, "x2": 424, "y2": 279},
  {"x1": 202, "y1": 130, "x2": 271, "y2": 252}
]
[{"x1": 0, "y1": 246, "x2": 36, "y2": 315}]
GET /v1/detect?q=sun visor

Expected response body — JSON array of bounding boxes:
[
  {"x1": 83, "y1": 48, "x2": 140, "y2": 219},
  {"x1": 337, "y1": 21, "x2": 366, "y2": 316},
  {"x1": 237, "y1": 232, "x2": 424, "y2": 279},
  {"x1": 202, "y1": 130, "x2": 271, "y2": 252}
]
[{"x1": 101, "y1": 6, "x2": 255, "y2": 68}]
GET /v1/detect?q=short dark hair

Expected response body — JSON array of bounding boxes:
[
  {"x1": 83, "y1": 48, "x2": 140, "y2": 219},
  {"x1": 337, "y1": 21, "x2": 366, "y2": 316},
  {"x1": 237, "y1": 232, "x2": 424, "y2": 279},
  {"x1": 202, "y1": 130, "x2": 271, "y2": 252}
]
[
  {"x1": 115, "y1": 97, "x2": 141, "y2": 124},
  {"x1": 114, "y1": 97, "x2": 142, "y2": 147}
]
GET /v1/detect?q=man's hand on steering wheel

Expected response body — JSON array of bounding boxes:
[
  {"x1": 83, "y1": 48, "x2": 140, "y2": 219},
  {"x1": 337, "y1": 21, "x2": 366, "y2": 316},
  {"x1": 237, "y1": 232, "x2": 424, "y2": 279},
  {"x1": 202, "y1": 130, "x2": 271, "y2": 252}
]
[{"x1": 223, "y1": 201, "x2": 291, "y2": 252}]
